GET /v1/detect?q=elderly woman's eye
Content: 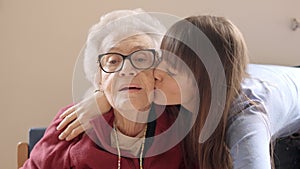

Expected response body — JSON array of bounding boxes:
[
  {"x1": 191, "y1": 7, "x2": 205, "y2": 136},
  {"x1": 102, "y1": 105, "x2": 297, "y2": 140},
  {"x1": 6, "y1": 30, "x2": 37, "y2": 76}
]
[
  {"x1": 135, "y1": 58, "x2": 147, "y2": 62},
  {"x1": 107, "y1": 56, "x2": 121, "y2": 66},
  {"x1": 108, "y1": 60, "x2": 118, "y2": 65}
]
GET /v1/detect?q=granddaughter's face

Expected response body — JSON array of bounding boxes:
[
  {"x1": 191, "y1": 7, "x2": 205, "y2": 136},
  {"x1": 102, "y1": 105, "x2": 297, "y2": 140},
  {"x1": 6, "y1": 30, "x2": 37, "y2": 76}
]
[{"x1": 154, "y1": 54, "x2": 198, "y2": 109}]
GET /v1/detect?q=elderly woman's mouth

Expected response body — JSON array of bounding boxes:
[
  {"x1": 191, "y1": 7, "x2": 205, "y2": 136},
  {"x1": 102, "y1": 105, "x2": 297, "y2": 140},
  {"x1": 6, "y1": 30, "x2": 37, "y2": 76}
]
[{"x1": 119, "y1": 85, "x2": 142, "y2": 92}]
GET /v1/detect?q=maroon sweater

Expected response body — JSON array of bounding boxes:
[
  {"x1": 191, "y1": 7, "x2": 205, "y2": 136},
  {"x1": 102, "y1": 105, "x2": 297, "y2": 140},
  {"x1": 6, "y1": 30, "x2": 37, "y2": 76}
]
[{"x1": 21, "y1": 105, "x2": 184, "y2": 169}]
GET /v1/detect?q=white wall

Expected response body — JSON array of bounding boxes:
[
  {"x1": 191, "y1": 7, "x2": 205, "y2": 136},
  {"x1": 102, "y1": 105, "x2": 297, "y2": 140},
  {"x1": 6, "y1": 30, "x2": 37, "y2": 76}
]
[{"x1": 0, "y1": 0, "x2": 299, "y2": 168}]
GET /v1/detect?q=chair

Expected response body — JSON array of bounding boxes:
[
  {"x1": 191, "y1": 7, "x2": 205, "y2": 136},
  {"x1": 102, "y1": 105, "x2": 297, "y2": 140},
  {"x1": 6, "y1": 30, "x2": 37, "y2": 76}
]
[{"x1": 17, "y1": 128, "x2": 46, "y2": 168}]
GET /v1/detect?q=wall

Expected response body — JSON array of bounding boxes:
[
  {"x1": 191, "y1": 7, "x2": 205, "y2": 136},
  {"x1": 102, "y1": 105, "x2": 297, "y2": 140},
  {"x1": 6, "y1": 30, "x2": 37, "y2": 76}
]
[{"x1": 0, "y1": 0, "x2": 299, "y2": 168}]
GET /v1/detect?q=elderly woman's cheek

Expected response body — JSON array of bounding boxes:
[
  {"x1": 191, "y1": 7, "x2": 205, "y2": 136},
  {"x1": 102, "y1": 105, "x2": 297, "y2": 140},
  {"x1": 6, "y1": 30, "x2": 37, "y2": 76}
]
[
  {"x1": 100, "y1": 73, "x2": 114, "y2": 89},
  {"x1": 99, "y1": 73, "x2": 117, "y2": 105},
  {"x1": 144, "y1": 72, "x2": 155, "y2": 91}
]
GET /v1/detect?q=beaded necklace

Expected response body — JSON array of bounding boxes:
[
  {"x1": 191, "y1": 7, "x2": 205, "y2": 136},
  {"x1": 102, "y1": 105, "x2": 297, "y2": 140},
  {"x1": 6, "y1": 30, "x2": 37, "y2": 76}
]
[{"x1": 113, "y1": 123, "x2": 147, "y2": 169}]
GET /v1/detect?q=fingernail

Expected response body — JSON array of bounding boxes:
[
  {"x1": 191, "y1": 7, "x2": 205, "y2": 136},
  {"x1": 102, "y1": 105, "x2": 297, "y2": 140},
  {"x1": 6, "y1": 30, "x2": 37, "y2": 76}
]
[
  {"x1": 56, "y1": 125, "x2": 61, "y2": 130},
  {"x1": 58, "y1": 133, "x2": 64, "y2": 140}
]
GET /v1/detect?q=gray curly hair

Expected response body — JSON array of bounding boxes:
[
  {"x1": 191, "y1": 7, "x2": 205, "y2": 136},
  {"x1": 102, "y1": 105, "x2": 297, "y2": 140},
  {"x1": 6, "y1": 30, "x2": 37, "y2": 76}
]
[{"x1": 83, "y1": 9, "x2": 166, "y2": 88}]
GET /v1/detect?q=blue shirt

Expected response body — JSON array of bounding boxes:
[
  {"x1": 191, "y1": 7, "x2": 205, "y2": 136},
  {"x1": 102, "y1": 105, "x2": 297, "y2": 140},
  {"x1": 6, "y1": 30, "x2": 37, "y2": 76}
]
[{"x1": 227, "y1": 64, "x2": 300, "y2": 169}]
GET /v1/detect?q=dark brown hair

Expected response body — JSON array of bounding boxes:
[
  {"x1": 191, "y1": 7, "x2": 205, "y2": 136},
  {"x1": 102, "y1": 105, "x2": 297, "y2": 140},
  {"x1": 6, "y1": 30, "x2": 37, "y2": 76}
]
[{"x1": 161, "y1": 15, "x2": 249, "y2": 169}]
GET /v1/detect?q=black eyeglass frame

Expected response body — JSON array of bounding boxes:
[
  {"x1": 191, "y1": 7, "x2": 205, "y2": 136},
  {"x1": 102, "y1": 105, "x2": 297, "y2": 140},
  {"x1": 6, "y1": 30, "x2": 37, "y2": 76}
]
[{"x1": 98, "y1": 49, "x2": 161, "y2": 73}]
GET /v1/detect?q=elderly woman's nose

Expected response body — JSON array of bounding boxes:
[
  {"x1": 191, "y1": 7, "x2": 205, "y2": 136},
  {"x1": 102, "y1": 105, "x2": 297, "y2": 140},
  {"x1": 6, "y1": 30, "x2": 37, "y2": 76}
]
[{"x1": 119, "y1": 59, "x2": 137, "y2": 76}]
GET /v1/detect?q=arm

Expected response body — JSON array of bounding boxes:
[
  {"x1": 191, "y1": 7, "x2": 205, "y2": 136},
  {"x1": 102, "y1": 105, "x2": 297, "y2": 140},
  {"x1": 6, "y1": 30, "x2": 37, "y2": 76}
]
[
  {"x1": 227, "y1": 104, "x2": 272, "y2": 169},
  {"x1": 245, "y1": 64, "x2": 300, "y2": 137},
  {"x1": 228, "y1": 64, "x2": 300, "y2": 169},
  {"x1": 21, "y1": 105, "x2": 77, "y2": 169},
  {"x1": 57, "y1": 91, "x2": 111, "y2": 141}
]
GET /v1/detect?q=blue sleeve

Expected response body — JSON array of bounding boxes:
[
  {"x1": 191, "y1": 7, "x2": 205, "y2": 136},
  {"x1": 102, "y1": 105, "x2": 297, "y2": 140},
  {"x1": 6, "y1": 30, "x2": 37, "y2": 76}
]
[
  {"x1": 246, "y1": 64, "x2": 300, "y2": 137},
  {"x1": 227, "y1": 64, "x2": 300, "y2": 169},
  {"x1": 227, "y1": 105, "x2": 272, "y2": 169}
]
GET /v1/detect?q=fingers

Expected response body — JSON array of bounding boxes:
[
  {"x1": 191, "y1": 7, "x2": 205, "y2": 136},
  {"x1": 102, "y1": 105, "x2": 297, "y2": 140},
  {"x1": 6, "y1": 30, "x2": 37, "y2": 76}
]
[
  {"x1": 56, "y1": 111, "x2": 77, "y2": 130},
  {"x1": 59, "y1": 106, "x2": 76, "y2": 119},
  {"x1": 58, "y1": 120, "x2": 81, "y2": 140},
  {"x1": 65, "y1": 126, "x2": 85, "y2": 141}
]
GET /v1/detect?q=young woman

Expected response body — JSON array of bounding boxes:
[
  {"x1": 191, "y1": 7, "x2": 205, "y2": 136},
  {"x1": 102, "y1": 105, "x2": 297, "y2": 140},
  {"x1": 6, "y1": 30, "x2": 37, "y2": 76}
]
[
  {"x1": 157, "y1": 16, "x2": 300, "y2": 169},
  {"x1": 57, "y1": 15, "x2": 300, "y2": 169}
]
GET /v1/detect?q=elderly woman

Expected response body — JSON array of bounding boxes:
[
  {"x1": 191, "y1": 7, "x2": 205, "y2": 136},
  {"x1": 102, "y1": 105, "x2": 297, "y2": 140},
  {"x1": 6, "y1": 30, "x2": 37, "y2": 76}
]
[{"x1": 21, "y1": 9, "x2": 188, "y2": 169}]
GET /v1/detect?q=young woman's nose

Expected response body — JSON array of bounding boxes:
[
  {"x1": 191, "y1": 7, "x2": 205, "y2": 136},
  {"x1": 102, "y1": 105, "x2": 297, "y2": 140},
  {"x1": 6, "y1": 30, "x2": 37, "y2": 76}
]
[{"x1": 119, "y1": 59, "x2": 137, "y2": 77}]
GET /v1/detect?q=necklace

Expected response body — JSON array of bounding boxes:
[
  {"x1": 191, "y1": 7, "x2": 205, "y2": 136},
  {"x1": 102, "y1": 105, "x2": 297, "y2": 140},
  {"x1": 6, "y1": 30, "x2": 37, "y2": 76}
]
[{"x1": 113, "y1": 122, "x2": 147, "y2": 169}]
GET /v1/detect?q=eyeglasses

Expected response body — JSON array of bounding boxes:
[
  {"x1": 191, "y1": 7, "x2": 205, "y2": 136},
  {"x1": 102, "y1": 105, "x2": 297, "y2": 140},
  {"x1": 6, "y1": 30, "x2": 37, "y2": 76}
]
[{"x1": 98, "y1": 49, "x2": 159, "y2": 73}]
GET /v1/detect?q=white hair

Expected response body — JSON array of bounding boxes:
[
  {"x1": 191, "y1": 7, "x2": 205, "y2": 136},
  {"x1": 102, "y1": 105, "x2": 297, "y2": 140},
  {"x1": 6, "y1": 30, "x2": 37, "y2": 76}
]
[{"x1": 83, "y1": 9, "x2": 166, "y2": 88}]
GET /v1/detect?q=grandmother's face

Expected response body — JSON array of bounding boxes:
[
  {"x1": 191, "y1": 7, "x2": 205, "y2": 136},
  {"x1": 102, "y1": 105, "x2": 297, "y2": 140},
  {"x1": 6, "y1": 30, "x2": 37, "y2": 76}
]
[{"x1": 100, "y1": 34, "x2": 155, "y2": 115}]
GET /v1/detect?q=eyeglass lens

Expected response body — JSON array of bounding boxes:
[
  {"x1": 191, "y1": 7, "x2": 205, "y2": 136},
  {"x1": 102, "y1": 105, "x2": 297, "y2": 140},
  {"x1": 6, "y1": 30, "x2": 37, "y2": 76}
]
[{"x1": 100, "y1": 50, "x2": 154, "y2": 72}]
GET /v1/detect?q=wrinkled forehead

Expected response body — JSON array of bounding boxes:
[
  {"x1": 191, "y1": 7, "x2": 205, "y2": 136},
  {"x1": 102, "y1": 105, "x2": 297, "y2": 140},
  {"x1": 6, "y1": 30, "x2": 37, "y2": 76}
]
[
  {"x1": 108, "y1": 34, "x2": 155, "y2": 54},
  {"x1": 101, "y1": 33, "x2": 159, "y2": 54}
]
